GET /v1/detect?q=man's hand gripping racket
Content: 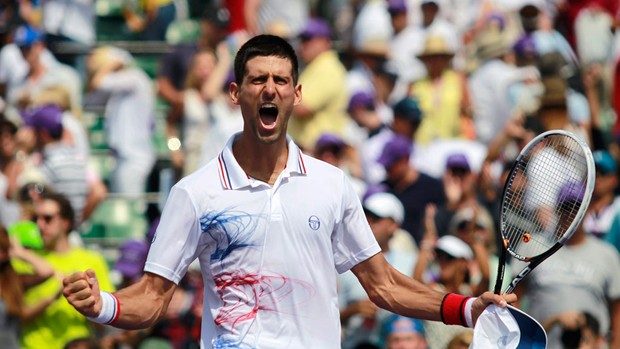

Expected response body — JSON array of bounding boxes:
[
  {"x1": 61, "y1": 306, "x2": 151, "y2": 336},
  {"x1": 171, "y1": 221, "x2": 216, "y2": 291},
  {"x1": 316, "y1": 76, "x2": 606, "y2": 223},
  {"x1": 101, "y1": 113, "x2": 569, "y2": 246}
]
[{"x1": 493, "y1": 130, "x2": 595, "y2": 295}]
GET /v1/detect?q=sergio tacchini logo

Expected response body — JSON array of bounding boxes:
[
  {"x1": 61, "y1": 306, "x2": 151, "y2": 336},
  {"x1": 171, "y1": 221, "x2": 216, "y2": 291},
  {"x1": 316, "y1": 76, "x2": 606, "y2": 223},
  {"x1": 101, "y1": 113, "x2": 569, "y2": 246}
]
[{"x1": 308, "y1": 215, "x2": 320, "y2": 230}]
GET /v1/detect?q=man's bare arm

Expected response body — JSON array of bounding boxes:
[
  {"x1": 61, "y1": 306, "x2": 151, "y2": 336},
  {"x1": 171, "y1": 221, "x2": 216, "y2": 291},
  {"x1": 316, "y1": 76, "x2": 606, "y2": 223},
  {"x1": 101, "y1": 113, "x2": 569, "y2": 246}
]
[
  {"x1": 352, "y1": 253, "x2": 515, "y2": 325},
  {"x1": 63, "y1": 270, "x2": 177, "y2": 329}
]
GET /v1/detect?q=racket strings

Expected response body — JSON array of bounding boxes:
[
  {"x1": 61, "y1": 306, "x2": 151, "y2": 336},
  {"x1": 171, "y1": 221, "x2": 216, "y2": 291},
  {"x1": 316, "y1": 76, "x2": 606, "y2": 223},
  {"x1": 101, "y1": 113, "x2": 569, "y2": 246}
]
[{"x1": 501, "y1": 135, "x2": 588, "y2": 258}]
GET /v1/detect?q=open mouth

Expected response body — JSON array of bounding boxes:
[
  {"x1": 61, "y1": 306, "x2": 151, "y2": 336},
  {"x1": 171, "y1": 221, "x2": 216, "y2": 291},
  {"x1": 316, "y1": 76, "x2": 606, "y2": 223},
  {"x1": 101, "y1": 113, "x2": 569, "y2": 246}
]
[{"x1": 259, "y1": 103, "x2": 278, "y2": 128}]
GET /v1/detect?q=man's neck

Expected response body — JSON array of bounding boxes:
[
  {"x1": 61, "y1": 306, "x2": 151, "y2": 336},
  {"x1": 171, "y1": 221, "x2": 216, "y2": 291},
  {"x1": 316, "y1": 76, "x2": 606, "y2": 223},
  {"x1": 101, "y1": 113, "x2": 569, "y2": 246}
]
[
  {"x1": 50, "y1": 237, "x2": 71, "y2": 254},
  {"x1": 28, "y1": 64, "x2": 46, "y2": 81},
  {"x1": 392, "y1": 168, "x2": 418, "y2": 193},
  {"x1": 233, "y1": 136, "x2": 289, "y2": 186}
]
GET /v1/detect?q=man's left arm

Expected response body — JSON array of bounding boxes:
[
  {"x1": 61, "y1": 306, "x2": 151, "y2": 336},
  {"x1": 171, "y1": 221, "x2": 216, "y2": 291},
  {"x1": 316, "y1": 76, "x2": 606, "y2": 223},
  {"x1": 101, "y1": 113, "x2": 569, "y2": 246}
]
[{"x1": 351, "y1": 253, "x2": 515, "y2": 327}]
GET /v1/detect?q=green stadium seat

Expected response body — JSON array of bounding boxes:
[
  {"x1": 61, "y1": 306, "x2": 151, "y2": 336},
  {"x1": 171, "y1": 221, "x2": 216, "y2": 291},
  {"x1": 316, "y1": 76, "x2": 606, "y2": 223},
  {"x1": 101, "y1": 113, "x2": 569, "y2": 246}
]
[{"x1": 165, "y1": 19, "x2": 201, "y2": 45}]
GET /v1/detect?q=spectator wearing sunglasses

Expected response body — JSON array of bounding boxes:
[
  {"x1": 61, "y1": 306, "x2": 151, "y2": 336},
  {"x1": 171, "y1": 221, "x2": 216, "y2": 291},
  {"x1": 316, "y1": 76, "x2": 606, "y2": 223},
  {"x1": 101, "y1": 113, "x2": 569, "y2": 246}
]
[{"x1": 17, "y1": 191, "x2": 114, "y2": 349}]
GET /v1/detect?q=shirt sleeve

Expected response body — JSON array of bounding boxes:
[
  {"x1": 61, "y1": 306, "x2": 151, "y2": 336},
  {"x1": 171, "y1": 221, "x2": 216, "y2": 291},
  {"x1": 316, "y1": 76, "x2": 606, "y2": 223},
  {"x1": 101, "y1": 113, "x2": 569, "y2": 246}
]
[
  {"x1": 144, "y1": 185, "x2": 201, "y2": 284},
  {"x1": 98, "y1": 70, "x2": 139, "y2": 93},
  {"x1": 331, "y1": 173, "x2": 381, "y2": 274}
]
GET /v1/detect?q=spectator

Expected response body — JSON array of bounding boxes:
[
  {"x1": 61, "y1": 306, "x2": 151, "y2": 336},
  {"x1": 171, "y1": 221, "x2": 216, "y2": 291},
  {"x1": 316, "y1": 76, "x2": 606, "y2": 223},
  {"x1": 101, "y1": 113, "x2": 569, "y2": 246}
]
[
  {"x1": 86, "y1": 46, "x2": 156, "y2": 195},
  {"x1": 433, "y1": 153, "x2": 485, "y2": 236},
  {"x1": 416, "y1": 0, "x2": 461, "y2": 69},
  {"x1": 0, "y1": 116, "x2": 24, "y2": 225},
  {"x1": 543, "y1": 311, "x2": 607, "y2": 349},
  {"x1": 378, "y1": 134, "x2": 445, "y2": 245},
  {"x1": 288, "y1": 18, "x2": 350, "y2": 152},
  {"x1": 27, "y1": 90, "x2": 109, "y2": 228},
  {"x1": 513, "y1": 182, "x2": 620, "y2": 348},
  {"x1": 20, "y1": 104, "x2": 90, "y2": 225},
  {"x1": 445, "y1": 330, "x2": 473, "y2": 349},
  {"x1": 413, "y1": 234, "x2": 474, "y2": 349},
  {"x1": 468, "y1": 27, "x2": 524, "y2": 145},
  {"x1": 536, "y1": 75, "x2": 588, "y2": 141},
  {"x1": 243, "y1": 0, "x2": 309, "y2": 37},
  {"x1": 339, "y1": 192, "x2": 417, "y2": 349},
  {"x1": 0, "y1": 224, "x2": 56, "y2": 349},
  {"x1": 198, "y1": 70, "x2": 244, "y2": 167},
  {"x1": 583, "y1": 150, "x2": 620, "y2": 239},
  {"x1": 173, "y1": 44, "x2": 232, "y2": 177},
  {"x1": 156, "y1": 5, "x2": 232, "y2": 142},
  {"x1": 386, "y1": 0, "x2": 426, "y2": 96},
  {"x1": 410, "y1": 34, "x2": 473, "y2": 145},
  {"x1": 7, "y1": 25, "x2": 82, "y2": 116},
  {"x1": 123, "y1": 0, "x2": 176, "y2": 41},
  {"x1": 18, "y1": 191, "x2": 114, "y2": 349},
  {"x1": 380, "y1": 314, "x2": 427, "y2": 349},
  {"x1": 312, "y1": 133, "x2": 365, "y2": 197},
  {"x1": 39, "y1": 0, "x2": 96, "y2": 67},
  {"x1": 347, "y1": 91, "x2": 388, "y2": 179}
]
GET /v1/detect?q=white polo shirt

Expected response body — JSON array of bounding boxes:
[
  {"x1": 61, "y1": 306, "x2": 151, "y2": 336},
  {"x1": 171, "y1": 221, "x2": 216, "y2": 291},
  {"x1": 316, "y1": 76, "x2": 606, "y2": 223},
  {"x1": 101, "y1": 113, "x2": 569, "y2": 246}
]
[{"x1": 145, "y1": 134, "x2": 380, "y2": 349}]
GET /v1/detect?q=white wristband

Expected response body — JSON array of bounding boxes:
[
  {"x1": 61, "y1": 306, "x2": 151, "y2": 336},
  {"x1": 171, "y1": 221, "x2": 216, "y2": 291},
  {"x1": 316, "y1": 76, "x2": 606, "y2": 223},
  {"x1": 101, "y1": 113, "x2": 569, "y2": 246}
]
[
  {"x1": 86, "y1": 291, "x2": 120, "y2": 325},
  {"x1": 464, "y1": 297, "x2": 476, "y2": 328}
]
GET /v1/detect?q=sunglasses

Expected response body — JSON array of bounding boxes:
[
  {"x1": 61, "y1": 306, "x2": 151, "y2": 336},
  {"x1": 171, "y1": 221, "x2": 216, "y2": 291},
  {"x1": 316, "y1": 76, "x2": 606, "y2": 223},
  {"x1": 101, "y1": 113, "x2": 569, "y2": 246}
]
[{"x1": 33, "y1": 213, "x2": 59, "y2": 224}]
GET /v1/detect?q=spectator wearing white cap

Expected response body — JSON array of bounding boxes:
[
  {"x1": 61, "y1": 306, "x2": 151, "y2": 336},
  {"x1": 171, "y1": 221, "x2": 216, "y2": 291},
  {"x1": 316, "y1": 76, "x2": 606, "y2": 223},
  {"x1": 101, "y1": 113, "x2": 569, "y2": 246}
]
[
  {"x1": 339, "y1": 191, "x2": 418, "y2": 349},
  {"x1": 413, "y1": 234, "x2": 475, "y2": 349}
]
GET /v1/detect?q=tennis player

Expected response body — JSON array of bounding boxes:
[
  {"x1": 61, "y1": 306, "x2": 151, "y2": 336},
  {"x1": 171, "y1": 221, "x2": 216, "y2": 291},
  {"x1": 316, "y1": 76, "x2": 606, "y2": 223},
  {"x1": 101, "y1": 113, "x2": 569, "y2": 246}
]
[{"x1": 62, "y1": 34, "x2": 516, "y2": 348}]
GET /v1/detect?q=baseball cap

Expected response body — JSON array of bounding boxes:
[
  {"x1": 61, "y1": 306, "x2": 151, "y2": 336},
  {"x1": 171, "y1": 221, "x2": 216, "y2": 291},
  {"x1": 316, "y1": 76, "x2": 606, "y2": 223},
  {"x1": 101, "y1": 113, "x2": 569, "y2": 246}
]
[
  {"x1": 557, "y1": 181, "x2": 585, "y2": 205},
  {"x1": 377, "y1": 135, "x2": 413, "y2": 168},
  {"x1": 446, "y1": 153, "x2": 471, "y2": 172},
  {"x1": 387, "y1": 0, "x2": 408, "y2": 14},
  {"x1": 472, "y1": 304, "x2": 547, "y2": 348},
  {"x1": 382, "y1": 314, "x2": 425, "y2": 337},
  {"x1": 347, "y1": 90, "x2": 375, "y2": 112},
  {"x1": 393, "y1": 97, "x2": 422, "y2": 124},
  {"x1": 450, "y1": 206, "x2": 493, "y2": 234},
  {"x1": 13, "y1": 25, "x2": 44, "y2": 47},
  {"x1": 113, "y1": 240, "x2": 149, "y2": 279},
  {"x1": 363, "y1": 192, "x2": 405, "y2": 224},
  {"x1": 299, "y1": 18, "x2": 331, "y2": 40},
  {"x1": 593, "y1": 150, "x2": 617, "y2": 175},
  {"x1": 21, "y1": 104, "x2": 63, "y2": 136},
  {"x1": 513, "y1": 34, "x2": 538, "y2": 59},
  {"x1": 315, "y1": 133, "x2": 346, "y2": 151},
  {"x1": 435, "y1": 235, "x2": 473, "y2": 260},
  {"x1": 202, "y1": 5, "x2": 230, "y2": 29},
  {"x1": 8, "y1": 221, "x2": 43, "y2": 249}
]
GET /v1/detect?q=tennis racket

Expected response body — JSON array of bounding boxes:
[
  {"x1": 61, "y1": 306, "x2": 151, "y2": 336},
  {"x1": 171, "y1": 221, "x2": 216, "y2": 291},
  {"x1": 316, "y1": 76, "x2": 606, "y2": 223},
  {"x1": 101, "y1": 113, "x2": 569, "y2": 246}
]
[{"x1": 493, "y1": 129, "x2": 595, "y2": 294}]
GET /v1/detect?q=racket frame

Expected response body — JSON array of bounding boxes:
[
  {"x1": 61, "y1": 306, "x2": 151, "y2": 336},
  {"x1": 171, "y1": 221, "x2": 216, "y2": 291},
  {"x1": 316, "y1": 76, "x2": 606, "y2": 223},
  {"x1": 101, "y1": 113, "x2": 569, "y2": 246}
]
[{"x1": 493, "y1": 130, "x2": 595, "y2": 294}]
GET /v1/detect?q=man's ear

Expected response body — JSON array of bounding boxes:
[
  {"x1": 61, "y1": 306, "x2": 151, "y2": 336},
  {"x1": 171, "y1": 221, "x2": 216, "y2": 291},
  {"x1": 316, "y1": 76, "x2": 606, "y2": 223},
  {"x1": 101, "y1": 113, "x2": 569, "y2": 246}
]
[
  {"x1": 294, "y1": 83, "x2": 302, "y2": 106},
  {"x1": 229, "y1": 82, "x2": 239, "y2": 105}
]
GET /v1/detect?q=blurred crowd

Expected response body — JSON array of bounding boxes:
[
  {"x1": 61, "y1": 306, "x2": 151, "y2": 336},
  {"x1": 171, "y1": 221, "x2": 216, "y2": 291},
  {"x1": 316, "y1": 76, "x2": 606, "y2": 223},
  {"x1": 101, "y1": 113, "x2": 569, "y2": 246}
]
[{"x1": 0, "y1": 0, "x2": 620, "y2": 348}]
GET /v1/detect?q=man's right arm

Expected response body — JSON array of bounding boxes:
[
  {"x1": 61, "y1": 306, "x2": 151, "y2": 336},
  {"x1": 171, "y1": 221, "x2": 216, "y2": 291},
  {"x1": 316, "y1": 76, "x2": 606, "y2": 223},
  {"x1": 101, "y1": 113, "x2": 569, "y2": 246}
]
[{"x1": 63, "y1": 269, "x2": 177, "y2": 329}]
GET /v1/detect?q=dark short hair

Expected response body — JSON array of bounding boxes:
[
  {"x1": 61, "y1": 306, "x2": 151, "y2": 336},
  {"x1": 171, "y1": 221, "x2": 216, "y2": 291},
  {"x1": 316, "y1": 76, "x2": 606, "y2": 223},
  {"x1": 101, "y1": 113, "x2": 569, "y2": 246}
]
[
  {"x1": 233, "y1": 34, "x2": 299, "y2": 85},
  {"x1": 40, "y1": 191, "x2": 75, "y2": 232}
]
